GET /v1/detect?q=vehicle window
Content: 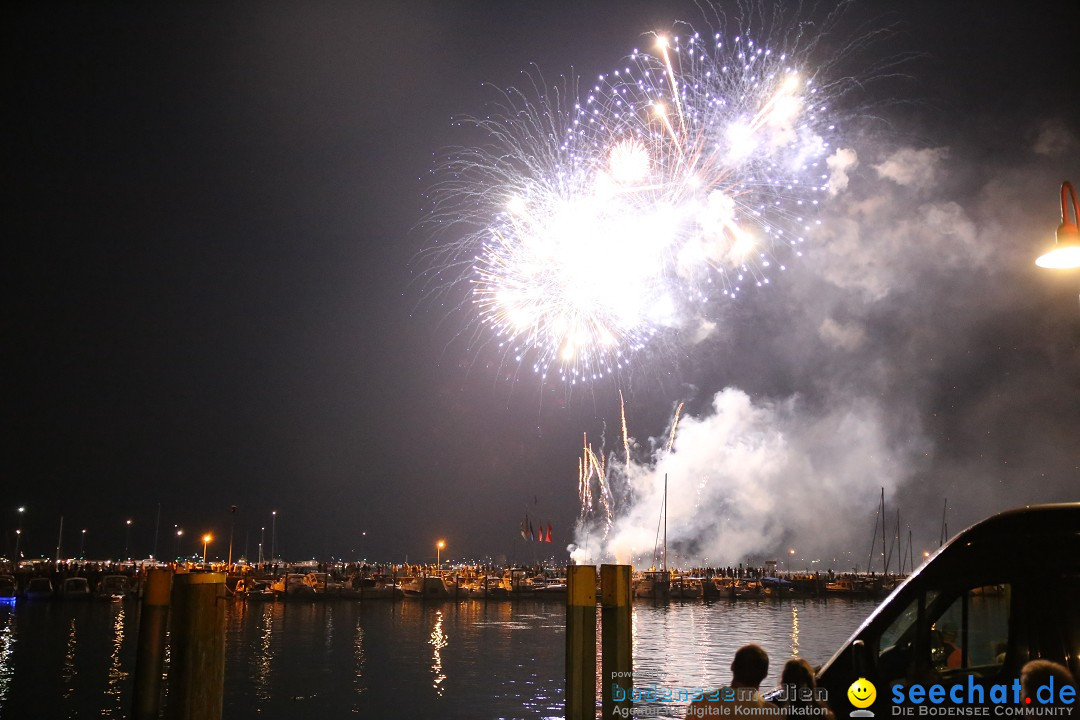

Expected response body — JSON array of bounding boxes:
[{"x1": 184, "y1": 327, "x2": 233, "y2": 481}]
[
  {"x1": 931, "y1": 585, "x2": 1010, "y2": 672},
  {"x1": 877, "y1": 591, "x2": 937, "y2": 682},
  {"x1": 880, "y1": 597, "x2": 919, "y2": 654}
]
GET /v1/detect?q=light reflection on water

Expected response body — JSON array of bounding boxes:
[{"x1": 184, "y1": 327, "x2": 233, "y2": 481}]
[
  {"x1": 430, "y1": 609, "x2": 448, "y2": 695},
  {"x1": 791, "y1": 604, "x2": 800, "y2": 657},
  {"x1": 0, "y1": 596, "x2": 875, "y2": 720},
  {"x1": 103, "y1": 603, "x2": 126, "y2": 718},
  {"x1": 352, "y1": 616, "x2": 366, "y2": 713},
  {"x1": 0, "y1": 608, "x2": 15, "y2": 710},
  {"x1": 252, "y1": 602, "x2": 276, "y2": 704},
  {"x1": 61, "y1": 617, "x2": 77, "y2": 701}
]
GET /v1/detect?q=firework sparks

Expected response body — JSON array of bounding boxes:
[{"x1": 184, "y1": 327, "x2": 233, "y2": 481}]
[
  {"x1": 667, "y1": 401, "x2": 685, "y2": 453},
  {"x1": 426, "y1": 9, "x2": 855, "y2": 383},
  {"x1": 573, "y1": 398, "x2": 688, "y2": 561},
  {"x1": 619, "y1": 390, "x2": 631, "y2": 468},
  {"x1": 578, "y1": 432, "x2": 614, "y2": 537}
]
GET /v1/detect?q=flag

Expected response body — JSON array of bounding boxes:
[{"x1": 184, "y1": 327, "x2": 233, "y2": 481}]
[
  {"x1": 528, "y1": 518, "x2": 534, "y2": 541},
  {"x1": 537, "y1": 525, "x2": 543, "y2": 542},
  {"x1": 545, "y1": 523, "x2": 552, "y2": 543}
]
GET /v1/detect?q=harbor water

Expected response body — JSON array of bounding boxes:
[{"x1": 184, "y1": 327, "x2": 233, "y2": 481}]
[{"x1": 0, "y1": 596, "x2": 877, "y2": 719}]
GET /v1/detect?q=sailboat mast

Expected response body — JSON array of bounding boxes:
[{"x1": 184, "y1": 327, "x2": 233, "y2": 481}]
[
  {"x1": 894, "y1": 508, "x2": 900, "y2": 574},
  {"x1": 663, "y1": 474, "x2": 668, "y2": 573},
  {"x1": 866, "y1": 508, "x2": 879, "y2": 574},
  {"x1": 56, "y1": 515, "x2": 64, "y2": 563},
  {"x1": 880, "y1": 488, "x2": 887, "y2": 575},
  {"x1": 939, "y1": 498, "x2": 948, "y2": 546}
]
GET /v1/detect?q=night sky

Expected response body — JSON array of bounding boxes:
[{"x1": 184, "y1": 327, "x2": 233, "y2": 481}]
[{"x1": 6, "y1": 1, "x2": 1079, "y2": 567}]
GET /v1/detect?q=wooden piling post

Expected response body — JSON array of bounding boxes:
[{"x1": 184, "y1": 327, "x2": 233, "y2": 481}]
[
  {"x1": 132, "y1": 568, "x2": 173, "y2": 720},
  {"x1": 167, "y1": 572, "x2": 226, "y2": 720},
  {"x1": 566, "y1": 564, "x2": 597, "y2": 720},
  {"x1": 601, "y1": 564, "x2": 632, "y2": 718}
]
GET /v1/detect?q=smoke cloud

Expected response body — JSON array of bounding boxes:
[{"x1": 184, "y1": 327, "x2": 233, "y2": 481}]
[
  {"x1": 571, "y1": 388, "x2": 921, "y2": 569},
  {"x1": 572, "y1": 120, "x2": 1080, "y2": 568}
]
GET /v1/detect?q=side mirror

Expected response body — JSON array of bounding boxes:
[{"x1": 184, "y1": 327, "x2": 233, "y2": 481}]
[{"x1": 852, "y1": 638, "x2": 870, "y2": 677}]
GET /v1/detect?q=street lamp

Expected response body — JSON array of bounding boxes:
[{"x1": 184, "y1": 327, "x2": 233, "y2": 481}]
[
  {"x1": 202, "y1": 534, "x2": 212, "y2": 565},
  {"x1": 271, "y1": 511, "x2": 277, "y2": 562},
  {"x1": 175, "y1": 528, "x2": 183, "y2": 560},
  {"x1": 80, "y1": 529, "x2": 87, "y2": 558},
  {"x1": 1036, "y1": 181, "x2": 1080, "y2": 269},
  {"x1": 259, "y1": 526, "x2": 265, "y2": 564},
  {"x1": 436, "y1": 539, "x2": 445, "y2": 570},
  {"x1": 14, "y1": 507, "x2": 24, "y2": 560},
  {"x1": 124, "y1": 519, "x2": 133, "y2": 560}
]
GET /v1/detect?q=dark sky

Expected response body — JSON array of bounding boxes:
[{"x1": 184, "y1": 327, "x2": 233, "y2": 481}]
[{"x1": 5, "y1": 1, "x2": 1079, "y2": 566}]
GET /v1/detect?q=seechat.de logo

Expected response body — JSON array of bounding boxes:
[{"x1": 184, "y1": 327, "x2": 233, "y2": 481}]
[{"x1": 849, "y1": 678, "x2": 878, "y2": 718}]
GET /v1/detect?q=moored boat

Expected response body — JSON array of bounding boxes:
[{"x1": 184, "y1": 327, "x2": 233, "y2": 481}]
[
  {"x1": 670, "y1": 576, "x2": 702, "y2": 599},
  {"x1": 25, "y1": 577, "x2": 54, "y2": 600},
  {"x1": 0, "y1": 575, "x2": 16, "y2": 601},
  {"x1": 60, "y1": 577, "x2": 91, "y2": 600},
  {"x1": 731, "y1": 580, "x2": 765, "y2": 599},
  {"x1": 530, "y1": 576, "x2": 567, "y2": 598},
  {"x1": 634, "y1": 570, "x2": 671, "y2": 600},
  {"x1": 400, "y1": 575, "x2": 450, "y2": 600},
  {"x1": 96, "y1": 575, "x2": 132, "y2": 600},
  {"x1": 824, "y1": 577, "x2": 869, "y2": 597},
  {"x1": 271, "y1": 573, "x2": 318, "y2": 599},
  {"x1": 467, "y1": 576, "x2": 509, "y2": 599}
]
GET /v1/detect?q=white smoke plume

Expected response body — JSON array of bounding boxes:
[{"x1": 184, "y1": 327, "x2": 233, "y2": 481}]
[{"x1": 570, "y1": 388, "x2": 922, "y2": 568}]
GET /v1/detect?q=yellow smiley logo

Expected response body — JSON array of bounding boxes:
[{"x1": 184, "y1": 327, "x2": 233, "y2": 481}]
[{"x1": 847, "y1": 678, "x2": 877, "y2": 708}]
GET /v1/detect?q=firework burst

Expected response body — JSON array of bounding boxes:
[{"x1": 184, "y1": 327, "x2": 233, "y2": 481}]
[{"x1": 425, "y1": 7, "x2": 866, "y2": 384}]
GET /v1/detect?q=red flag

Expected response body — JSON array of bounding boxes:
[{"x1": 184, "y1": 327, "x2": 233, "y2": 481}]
[
  {"x1": 537, "y1": 526, "x2": 543, "y2": 542},
  {"x1": 545, "y1": 523, "x2": 552, "y2": 543}
]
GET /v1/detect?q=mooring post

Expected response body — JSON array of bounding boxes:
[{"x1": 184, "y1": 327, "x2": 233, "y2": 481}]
[
  {"x1": 132, "y1": 568, "x2": 173, "y2": 720},
  {"x1": 601, "y1": 564, "x2": 632, "y2": 717},
  {"x1": 566, "y1": 564, "x2": 597, "y2": 720},
  {"x1": 166, "y1": 572, "x2": 226, "y2": 720}
]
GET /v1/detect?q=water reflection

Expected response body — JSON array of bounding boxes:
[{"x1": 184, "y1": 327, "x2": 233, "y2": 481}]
[
  {"x1": 324, "y1": 605, "x2": 334, "y2": 651},
  {"x1": 104, "y1": 603, "x2": 126, "y2": 718},
  {"x1": 791, "y1": 605, "x2": 800, "y2": 657},
  {"x1": 352, "y1": 617, "x2": 366, "y2": 712},
  {"x1": 62, "y1": 616, "x2": 77, "y2": 700},
  {"x1": 0, "y1": 608, "x2": 15, "y2": 709},
  {"x1": 253, "y1": 603, "x2": 276, "y2": 704},
  {"x1": 429, "y1": 609, "x2": 448, "y2": 696},
  {"x1": 0, "y1": 595, "x2": 876, "y2": 719},
  {"x1": 163, "y1": 627, "x2": 171, "y2": 700}
]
